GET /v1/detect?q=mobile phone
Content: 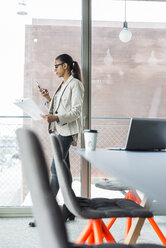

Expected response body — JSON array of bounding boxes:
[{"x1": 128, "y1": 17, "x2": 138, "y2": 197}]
[{"x1": 35, "y1": 81, "x2": 41, "y2": 88}]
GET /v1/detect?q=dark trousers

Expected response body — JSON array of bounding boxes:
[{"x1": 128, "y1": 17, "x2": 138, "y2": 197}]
[{"x1": 50, "y1": 134, "x2": 73, "y2": 198}]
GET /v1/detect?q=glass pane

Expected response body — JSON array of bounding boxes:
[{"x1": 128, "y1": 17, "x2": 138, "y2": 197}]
[
  {"x1": 0, "y1": 0, "x2": 81, "y2": 207},
  {"x1": 91, "y1": 0, "x2": 166, "y2": 196}
]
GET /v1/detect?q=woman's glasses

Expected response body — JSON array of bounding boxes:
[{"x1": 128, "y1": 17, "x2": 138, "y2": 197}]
[{"x1": 54, "y1": 63, "x2": 64, "y2": 69}]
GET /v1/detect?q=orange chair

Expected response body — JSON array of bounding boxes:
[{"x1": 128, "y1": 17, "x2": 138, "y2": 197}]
[{"x1": 96, "y1": 180, "x2": 166, "y2": 245}]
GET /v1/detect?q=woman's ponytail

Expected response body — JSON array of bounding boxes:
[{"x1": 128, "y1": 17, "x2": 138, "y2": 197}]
[{"x1": 72, "y1": 61, "x2": 82, "y2": 81}]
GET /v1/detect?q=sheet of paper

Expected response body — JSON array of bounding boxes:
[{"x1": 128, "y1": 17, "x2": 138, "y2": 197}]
[{"x1": 14, "y1": 98, "x2": 44, "y2": 120}]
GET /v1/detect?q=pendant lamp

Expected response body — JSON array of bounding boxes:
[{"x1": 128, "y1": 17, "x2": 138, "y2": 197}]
[
  {"x1": 17, "y1": 0, "x2": 28, "y2": 15},
  {"x1": 119, "y1": 0, "x2": 132, "y2": 43}
]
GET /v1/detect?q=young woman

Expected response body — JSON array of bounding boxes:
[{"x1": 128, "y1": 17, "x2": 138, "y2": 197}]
[{"x1": 40, "y1": 54, "x2": 84, "y2": 222}]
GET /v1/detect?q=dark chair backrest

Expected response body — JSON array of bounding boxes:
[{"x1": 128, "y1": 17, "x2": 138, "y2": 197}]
[
  {"x1": 50, "y1": 133, "x2": 83, "y2": 218},
  {"x1": 16, "y1": 128, "x2": 69, "y2": 248}
]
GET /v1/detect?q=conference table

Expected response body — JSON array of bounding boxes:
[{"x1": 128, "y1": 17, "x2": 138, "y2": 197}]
[{"x1": 74, "y1": 148, "x2": 166, "y2": 244}]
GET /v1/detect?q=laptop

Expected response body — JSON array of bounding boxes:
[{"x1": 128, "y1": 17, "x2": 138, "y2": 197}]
[{"x1": 107, "y1": 118, "x2": 166, "y2": 151}]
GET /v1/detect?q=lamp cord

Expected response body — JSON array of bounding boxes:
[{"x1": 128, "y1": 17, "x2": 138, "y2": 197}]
[{"x1": 124, "y1": 0, "x2": 126, "y2": 22}]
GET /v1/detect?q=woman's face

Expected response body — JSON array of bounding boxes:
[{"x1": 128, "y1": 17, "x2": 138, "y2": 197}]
[{"x1": 54, "y1": 59, "x2": 65, "y2": 78}]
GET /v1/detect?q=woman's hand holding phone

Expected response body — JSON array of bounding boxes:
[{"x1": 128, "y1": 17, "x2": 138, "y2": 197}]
[{"x1": 36, "y1": 81, "x2": 51, "y2": 102}]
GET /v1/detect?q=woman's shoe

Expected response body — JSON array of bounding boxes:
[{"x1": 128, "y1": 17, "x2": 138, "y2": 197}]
[
  {"x1": 62, "y1": 204, "x2": 75, "y2": 222},
  {"x1": 29, "y1": 220, "x2": 36, "y2": 227}
]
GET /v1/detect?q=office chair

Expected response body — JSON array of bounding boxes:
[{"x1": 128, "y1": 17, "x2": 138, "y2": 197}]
[
  {"x1": 96, "y1": 178, "x2": 166, "y2": 245},
  {"x1": 16, "y1": 128, "x2": 163, "y2": 248},
  {"x1": 50, "y1": 133, "x2": 154, "y2": 245}
]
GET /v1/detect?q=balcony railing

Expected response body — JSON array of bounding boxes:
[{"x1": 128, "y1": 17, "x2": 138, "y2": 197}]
[{"x1": 0, "y1": 116, "x2": 130, "y2": 207}]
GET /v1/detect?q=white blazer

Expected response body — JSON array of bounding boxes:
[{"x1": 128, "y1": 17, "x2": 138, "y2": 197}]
[{"x1": 46, "y1": 75, "x2": 84, "y2": 137}]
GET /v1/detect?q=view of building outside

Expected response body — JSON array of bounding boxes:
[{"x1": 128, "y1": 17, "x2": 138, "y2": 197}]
[
  {"x1": 1, "y1": 0, "x2": 166, "y2": 206},
  {"x1": 92, "y1": 22, "x2": 166, "y2": 119}
]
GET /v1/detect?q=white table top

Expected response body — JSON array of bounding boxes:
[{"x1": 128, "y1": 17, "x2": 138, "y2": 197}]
[{"x1": 74, "y1": 148, "x2": 166, "y2": 210}]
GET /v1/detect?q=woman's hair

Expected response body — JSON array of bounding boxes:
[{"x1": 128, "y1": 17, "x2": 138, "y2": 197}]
[{"x1": 55, "y1": 54, "x2": 82, "y2": 81}]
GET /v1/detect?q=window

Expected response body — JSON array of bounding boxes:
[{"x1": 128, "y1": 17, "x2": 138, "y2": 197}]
[
  {"x1": 0, "y1": 0, "x2": 81, "y2": 207},
  {"x1": 91, "y1": 0, "x2": 166, "y2": 194}
]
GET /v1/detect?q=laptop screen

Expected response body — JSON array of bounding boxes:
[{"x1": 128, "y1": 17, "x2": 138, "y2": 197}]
[{"x1": 126, "y1": 118, "x2": 166, "y2": 151}]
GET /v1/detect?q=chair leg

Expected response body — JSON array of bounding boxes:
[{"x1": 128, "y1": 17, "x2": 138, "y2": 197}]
[
  {"x1": 76, "y1": 220, "x2": 92, "y2": 244},
  {"x1": 148, "y1": 218, "x2": 166, "y2": 245},
  {"x1": 93, "y1": 220, "x2": 103, "y2": 244},
  {"x1": 76, "y1": 219, "x2": 116, "y2": 244},
  {"x1": 124, "y1": 190, "x2": 132, "y2": 200},
  {"x1": 87, "y1": 232, "x2": 94, "y2": 245},
  {"x1": 101, "y1": 219, "x2": 116, "y2": 243},
  {"x1": 124, "y1": 218, "x2": 132, "y2": 239},
  {"x1": 128, "y1": 190, "x2": 141, "y2": 204},
  {"x1": 107, "y1": 217, "x2": 117, "y2": 229}
]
